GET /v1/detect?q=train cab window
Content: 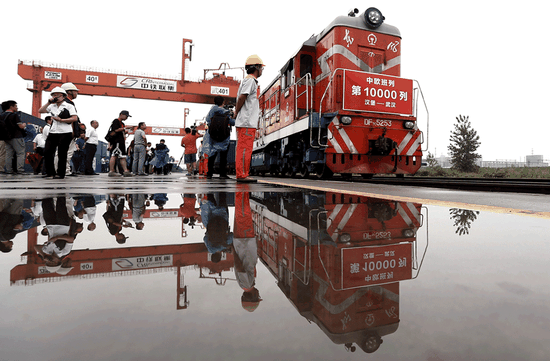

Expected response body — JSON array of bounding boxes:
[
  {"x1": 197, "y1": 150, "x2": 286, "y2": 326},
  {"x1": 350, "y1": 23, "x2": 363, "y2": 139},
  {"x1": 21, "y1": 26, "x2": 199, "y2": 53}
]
[
  {"x1": 282, "y1": 60, "x2": 294, "y2": 90},
  {"x1": 300, "y1": 54, "x2": 313, "y2": 78}
]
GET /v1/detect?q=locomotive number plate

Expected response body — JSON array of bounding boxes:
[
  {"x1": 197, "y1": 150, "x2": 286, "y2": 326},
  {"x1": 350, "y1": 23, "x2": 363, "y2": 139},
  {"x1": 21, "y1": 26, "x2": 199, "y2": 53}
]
[{"x1": 343, "y1": 70, "x2": 413, "y2": 116}]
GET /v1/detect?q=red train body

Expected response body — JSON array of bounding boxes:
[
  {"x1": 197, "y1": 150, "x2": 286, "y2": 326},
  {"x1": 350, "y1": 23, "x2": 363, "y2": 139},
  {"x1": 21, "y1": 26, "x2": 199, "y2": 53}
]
[{"x1": 251, "y1": 7, "x2": 427, "y2": 178}]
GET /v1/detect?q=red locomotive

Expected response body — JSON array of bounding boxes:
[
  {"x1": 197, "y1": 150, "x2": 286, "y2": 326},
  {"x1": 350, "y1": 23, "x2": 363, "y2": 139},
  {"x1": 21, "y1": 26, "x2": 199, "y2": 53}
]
[
  {"x1": 251, "y1": 7, "x2": 427, "y2": 178},
  {"x1": 250, "y1": 190, "x2": 428, "y2": 353}
]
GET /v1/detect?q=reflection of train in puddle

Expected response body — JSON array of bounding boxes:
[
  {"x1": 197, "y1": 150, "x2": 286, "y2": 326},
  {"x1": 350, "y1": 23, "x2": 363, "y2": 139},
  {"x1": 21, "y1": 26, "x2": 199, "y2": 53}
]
[{"x1": 250, "y1": 191, "x2": 427, "y2": 353}]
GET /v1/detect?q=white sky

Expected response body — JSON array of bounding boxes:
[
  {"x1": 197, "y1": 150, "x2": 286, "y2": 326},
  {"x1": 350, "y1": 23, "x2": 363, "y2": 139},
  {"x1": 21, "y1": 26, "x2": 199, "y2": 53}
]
[{"x1": 1, "y1": 0, "x2": 548, "y2": 162}]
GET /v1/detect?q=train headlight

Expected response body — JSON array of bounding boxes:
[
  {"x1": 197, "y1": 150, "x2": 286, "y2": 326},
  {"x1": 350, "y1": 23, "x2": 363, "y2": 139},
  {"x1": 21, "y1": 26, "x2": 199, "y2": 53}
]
[
  {"x1": 364, "y1": 7, "x2": 385, "y2": 28},
  {"x1": 341, "y1": 116, "x2": 352, "y2": 125},
  {"x1": 339, "y1": 233, "x2": 352, "y2": 243},
  {"x1": 404, "y1": 121, "x2": 415, "y2": 129},
  {"x1": 402, "y1": 229, "x2": 415, "y2": 238}
]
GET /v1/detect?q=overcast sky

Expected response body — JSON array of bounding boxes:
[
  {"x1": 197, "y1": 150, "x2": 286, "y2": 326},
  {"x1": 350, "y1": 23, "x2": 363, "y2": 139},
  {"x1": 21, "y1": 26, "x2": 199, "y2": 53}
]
[{"x1": 1, "y1": 0, "x2": 548, "y2": 162}]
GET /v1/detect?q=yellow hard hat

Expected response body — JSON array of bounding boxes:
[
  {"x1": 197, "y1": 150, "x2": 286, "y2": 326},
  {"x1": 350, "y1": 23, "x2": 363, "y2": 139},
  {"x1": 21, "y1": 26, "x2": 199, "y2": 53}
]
[{"x1": 245, "y1": 55, "x2": 264, "y2": 66}]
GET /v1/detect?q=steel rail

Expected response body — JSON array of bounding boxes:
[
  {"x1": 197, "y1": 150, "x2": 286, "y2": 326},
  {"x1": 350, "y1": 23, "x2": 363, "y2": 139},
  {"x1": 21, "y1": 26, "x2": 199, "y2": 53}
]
[{"x1": 353, "y1": 176, "x2": 550, "y2": 194}]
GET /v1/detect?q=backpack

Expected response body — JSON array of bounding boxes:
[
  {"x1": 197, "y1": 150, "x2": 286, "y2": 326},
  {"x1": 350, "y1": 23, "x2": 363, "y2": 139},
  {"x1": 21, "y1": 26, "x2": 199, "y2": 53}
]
[
  {"x1": 63, "y1": 98, "x2": 84, "y2": 138},
  {"x1": 0, "y1": 112, "x2": 11, "y2": 141},
  {"x1": 0, "y1": 111, "x2": 24, "y2": 140},
  {"x1": 206, "y1": 214, "x2": 230, "y2": 245},
  {"x1": 208, "y1": 113, "x2": 230, "y2": 142},
  {"x1": 105, "y1": 120, "x2": 117, "y2": 143},
  {"x1": 105, "y1": 127, "x2": 115, "y2": 143}
]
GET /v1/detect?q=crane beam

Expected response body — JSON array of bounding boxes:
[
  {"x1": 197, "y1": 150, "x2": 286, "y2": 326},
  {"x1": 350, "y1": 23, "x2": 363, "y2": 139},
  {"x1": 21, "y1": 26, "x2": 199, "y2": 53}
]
[{"x1": 18, "y1": 39, "x2": 241, "y2": 117}]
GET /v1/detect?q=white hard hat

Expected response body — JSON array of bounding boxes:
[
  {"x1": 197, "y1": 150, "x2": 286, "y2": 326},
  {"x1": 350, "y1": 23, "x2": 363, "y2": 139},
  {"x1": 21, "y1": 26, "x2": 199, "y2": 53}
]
[
  {"x1": 50, "y1": 87, "x2": 67, "y2": 95},
  {"x1": 61, "y1": 82, "x2": 79, "y2": 91}
]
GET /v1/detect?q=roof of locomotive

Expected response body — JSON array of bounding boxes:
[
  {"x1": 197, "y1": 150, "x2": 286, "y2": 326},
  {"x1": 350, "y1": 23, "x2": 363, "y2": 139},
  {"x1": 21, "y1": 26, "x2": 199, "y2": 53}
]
[
  {"x1": 260, "y1": 13, "x2": 401, "y2": 95},
  {"x1": 316, "y1": 14, "x2": 401, "y2": 42}
]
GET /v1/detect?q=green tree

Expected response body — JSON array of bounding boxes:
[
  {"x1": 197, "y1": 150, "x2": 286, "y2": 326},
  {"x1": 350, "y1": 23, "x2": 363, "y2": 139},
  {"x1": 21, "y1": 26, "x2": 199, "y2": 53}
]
[
  {"x1": 448, "y1": 115, "x2": 481, "y2": 172},
  {"x1": 425, "y1": 151, "x2": 439, "y2": 167}
]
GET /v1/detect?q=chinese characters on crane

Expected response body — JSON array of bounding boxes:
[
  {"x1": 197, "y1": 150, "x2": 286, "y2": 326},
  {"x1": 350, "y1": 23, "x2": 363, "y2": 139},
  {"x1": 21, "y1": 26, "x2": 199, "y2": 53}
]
[{"x1": 117, "y1": 76, "x2": 177, "y2": 92}]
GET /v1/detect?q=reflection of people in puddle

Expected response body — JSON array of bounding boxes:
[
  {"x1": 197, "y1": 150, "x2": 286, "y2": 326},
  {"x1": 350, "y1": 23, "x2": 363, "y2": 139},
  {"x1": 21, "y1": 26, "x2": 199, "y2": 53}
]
[
  {"x1": 180, "y1": 193, "x2": 201, "y2": 231},
  {"x1": 201, "y1": 193, "x2": 232, "y2": 263},
  {"x1": 152, "y1": 193, "x2": 168, "y2": 210},
  {"x1": 130, "y1": 193, "x2": 149, "y2": 230},
  {"x1": 103, "y1": 194, "x2": 132, "y2": 244},
  {"x1": 0, "y1": 199, "x2": 24, "y2": 253},
  {"x1": 34, "y1": 197, "x2": 83, "y2": 275},
  {"x1": 82, "y1": 195, "x2": 98, "y2": 231},
  {"x1": 233, "y1": 186, "x2": 261, "y2": 312}
]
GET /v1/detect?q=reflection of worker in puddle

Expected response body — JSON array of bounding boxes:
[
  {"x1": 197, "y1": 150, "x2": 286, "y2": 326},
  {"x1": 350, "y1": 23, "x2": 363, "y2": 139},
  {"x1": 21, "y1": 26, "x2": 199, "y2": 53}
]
[
  {"x1": 0, "y1": 199, "x2": 24, "y2": 253},
  {"x1": 34, "y1": 197, "x2": 82, "y2": 275},
  {"x1": 201, "y1": 193, "x2": 232, "y2": 263},
  {"x1": 233, "y1": 185, "x2": 261, "y2": 312},
  {"x1": 103, "y1": 194, "x2": 132, "y2": 244},
  {"x1": 180, "y1": 193, "x2": 201, "y2": 232}
]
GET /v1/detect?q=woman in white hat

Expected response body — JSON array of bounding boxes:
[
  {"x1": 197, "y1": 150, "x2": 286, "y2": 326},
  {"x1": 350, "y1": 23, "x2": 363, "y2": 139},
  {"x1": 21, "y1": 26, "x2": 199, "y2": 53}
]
[{"x1": 38, "y1": 87, "x2": 79, "y2": 179}]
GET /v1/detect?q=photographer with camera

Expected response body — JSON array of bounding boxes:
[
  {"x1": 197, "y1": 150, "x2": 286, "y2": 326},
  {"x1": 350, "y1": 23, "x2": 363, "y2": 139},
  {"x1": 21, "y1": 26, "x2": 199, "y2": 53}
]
[
  {"x1": 181, "y1": 125, "x2": 202, "y2": 177},
  {"x1": 204, "y1": 96, "x2": 235, "y2": 179},
  {"x1": 39, "y1": 87, "x2": 78, "y2": 179}
]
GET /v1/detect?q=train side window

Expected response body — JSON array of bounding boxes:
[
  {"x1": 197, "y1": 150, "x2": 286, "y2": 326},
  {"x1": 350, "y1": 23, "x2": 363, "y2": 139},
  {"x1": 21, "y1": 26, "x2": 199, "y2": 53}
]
[
  {"x1": 282, "y1": 60, "x2": 294, "y2": 90},
  {"x1": 300, "y1": 54, "x2": 313, "y2": 78}
]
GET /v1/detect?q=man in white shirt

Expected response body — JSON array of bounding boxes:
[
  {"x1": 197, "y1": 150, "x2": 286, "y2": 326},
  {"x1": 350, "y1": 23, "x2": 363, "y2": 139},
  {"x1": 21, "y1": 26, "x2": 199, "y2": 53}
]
[
  {"x1": 38, "y1": 87, "x2": 78, "y2": 179},
  {"x1": 234, "y1": 55, "x2": 264, "y2": 183},
  {"x1": 84, "y1": 120, "x2": 99, "y2": 175}
]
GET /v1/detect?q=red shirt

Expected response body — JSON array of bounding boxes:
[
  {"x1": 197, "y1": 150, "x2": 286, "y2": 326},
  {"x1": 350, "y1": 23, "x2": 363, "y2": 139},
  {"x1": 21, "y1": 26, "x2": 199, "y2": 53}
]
[
  {"x1": 181, "y1": 133, "x2": 200, "y2": 155},
  {"x1": 179, "y1": 197, "x2": 197, "y2": 218}
]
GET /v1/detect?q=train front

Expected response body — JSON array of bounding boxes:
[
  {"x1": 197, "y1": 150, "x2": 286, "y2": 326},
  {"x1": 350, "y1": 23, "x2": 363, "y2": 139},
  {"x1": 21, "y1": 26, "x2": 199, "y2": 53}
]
[{"x1": 315, "y1": 7, "x2": 427, "y2": 177}]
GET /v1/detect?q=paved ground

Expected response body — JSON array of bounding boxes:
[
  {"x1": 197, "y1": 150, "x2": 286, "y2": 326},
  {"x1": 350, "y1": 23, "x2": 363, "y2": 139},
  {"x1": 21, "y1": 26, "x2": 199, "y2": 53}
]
[{"x1": 2, "y1": 173, "x2": 550, "y2": 217}]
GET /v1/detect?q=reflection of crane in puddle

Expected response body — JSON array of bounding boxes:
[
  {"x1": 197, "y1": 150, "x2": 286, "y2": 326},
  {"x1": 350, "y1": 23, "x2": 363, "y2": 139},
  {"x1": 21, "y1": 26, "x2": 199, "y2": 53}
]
[
  {"x1": 11, "y1": 212, "x2": 234, "y2": 311},
  {"x1": 12, "y1": 194, "x2": 239, "y2": 309},
  {"x1": 250, "y1": 191, "x2": 428, "y2": 354}
]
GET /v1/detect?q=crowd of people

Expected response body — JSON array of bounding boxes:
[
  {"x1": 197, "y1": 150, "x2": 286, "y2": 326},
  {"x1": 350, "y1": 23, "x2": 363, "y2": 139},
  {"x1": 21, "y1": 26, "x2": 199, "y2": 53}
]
[
  {"x1": 1, "y1": 84, "x2": 101, "y2": 178},
  {"x1": 0, "y1": 92, "x2": 174, "y2": 178},
  {"x1": 0, "y1": 54, "x2": 265, "y2": 181}
]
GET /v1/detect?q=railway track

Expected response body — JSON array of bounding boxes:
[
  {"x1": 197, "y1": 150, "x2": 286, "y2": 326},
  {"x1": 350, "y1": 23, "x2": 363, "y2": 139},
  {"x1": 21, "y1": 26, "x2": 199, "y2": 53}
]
[{"x1": 352, "y1": 176, "x2": 550, "y2": 194}]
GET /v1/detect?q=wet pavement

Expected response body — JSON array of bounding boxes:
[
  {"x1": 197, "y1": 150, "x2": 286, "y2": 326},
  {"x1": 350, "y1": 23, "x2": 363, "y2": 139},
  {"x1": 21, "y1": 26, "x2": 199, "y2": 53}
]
[{"x1": 1, "y1": 174, "x2": 549, "y2": 360}]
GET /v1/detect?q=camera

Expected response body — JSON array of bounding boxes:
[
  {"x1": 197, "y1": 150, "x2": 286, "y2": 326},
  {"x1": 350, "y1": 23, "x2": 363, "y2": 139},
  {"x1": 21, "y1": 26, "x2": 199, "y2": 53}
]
[
  {"x1": 223, "y1": 104, "x2": 235, "y2": 118},
  {"x1": 190, "y1": 125, "x2": 197, "y2": 135}
]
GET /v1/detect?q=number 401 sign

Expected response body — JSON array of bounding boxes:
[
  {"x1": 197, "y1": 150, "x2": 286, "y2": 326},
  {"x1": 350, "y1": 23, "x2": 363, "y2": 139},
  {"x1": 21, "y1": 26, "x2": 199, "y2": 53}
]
[
  {"x1": 86, "y1": 75, "x2": 99, "y2": 83},
  {"x1": 211, "y1": 86, "x2": 229, "y2": 96}
]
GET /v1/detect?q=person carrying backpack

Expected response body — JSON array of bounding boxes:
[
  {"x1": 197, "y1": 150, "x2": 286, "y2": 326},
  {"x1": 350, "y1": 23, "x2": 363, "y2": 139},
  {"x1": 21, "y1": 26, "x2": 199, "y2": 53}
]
[
  {"x1": 204, "y1": 96, "x2": 235, "y2": 179},
  {"x1": 1, "y1": 100, "x2": 28, "y2": 175}
]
